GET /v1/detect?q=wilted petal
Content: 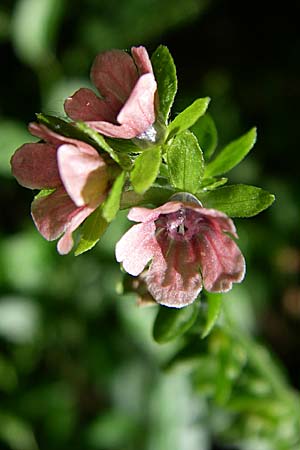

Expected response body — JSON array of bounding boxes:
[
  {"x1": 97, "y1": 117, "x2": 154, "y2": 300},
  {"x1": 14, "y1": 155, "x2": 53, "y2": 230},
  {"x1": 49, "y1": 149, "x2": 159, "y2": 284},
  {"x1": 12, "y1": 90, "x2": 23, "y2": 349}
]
[
  {"x1": 131, "y1": 46, "x2": 153, "y2": 75},
  {"x1": 147, "y1": 240, "x2": 202, "y2": 308},
  {"x1": 198, "y1": 229, "x2": 245, "y2": 293},
  {"x1": 91, "y1": 50, "x2": 138, "y2": 104},
  {"x1": 64, "y1": 88, "x2": 117, "y2": 122},
  {"x1": 11, "y1": 143, "x2": 60, "y2": 189},
  {"x1": 117, "y1": 73, "x2": 156, "y2": 134},
  {"x1": 57, "y1": 144, "x2": 108, "y2": 207},
  {"x1": 115, "y1": 222, "x2": 156, "y2": 276}
]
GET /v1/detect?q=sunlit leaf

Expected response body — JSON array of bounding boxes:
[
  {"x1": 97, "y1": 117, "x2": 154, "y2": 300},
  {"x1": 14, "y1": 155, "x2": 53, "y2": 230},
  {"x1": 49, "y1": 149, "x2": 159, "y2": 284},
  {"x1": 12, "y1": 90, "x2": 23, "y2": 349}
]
[
  {"x1": 168, "y1": 97, "x2": 210, "y2": 138},
  {"x1": 102, "y1": 171, "x2": 126, "y2": 222},
  {"x1": 191, "y1": 113, "x2": 218, "y2": 160},
  {"x1": 130, "y1": 146, "x2": 161, "y2": 194},
  {"x1": 198, "y1": 184, "x2": 275, "y2": 217},
  {"x1": 75, "y1": 207, "x2": 108, "y2": 255},
  {"x1": 205, "y1": 127, "x2": 257, "y2": 177},
  {"x1": 167, "y1": 130, "x2": 204, "y2": 193},
  {"x1": 151, "y1": 45, "x2": 177, "y2": 123}
]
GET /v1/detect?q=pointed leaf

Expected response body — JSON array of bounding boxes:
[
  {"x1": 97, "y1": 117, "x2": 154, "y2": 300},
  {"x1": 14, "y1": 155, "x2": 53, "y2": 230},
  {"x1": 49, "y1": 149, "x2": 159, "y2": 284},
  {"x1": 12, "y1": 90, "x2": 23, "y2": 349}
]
[
  {"x1": 102, "y1": 171, "x2": 126, "y2": 222},
  {"x1": 75, "y1": 207, "x2": 108, "y2": 255},
  {"x1": 130, "y1": 146, "x2": 161, "y2": 194},
  {"x1": 151, "y1": 45, "x2": 177, "y2": 123},
  {"x1": 205, "y1": 127, "x2": 257, "y2": 177},
  {"x1": 167, "y1": 97, "x2": 210, "y2": 138},
  {"x1": 153, "y1": 303, "x2": 199, "y2": 344},
  {"x1": 167, "y1": 130, "x2": 204, "y2": 193},
  {"x1": 201, "y1": 293, "x2": 222, "y2": 339},
  {"x1": 198, "y1": 184, "x2": 275, "y2": 217},
  {"x1": 191, "y1": 113, "x2": 218, "y2": 160}
]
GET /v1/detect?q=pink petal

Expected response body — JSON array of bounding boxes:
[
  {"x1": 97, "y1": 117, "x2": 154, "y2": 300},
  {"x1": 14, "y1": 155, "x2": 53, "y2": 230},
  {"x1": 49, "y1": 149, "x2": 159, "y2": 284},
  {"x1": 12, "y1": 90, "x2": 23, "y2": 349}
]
[
  {"x1": 115, "y1": 222, "x2": 157, "y2": 276},
  {"x1": 31, "y1": 187, "x2": 93, "y2": 254},
  {"x1": 91, "y1": 50, "x2": 138, "y2": 104},
  {"x1": 57, "y1": 206, "x2": 94, "y2": 255},
  {"x1": 85, "y1": 120, "x2": 138, "y2": 139},
  {"x1": 64, "y1": 88, "x2": 118, "y2": 122},
  {"x1": 11, "y1": 143, "x2": 60, "y2": 189},
  {"x1": 57, "y1": 144, "x2": 108, "y2": 207},
  {"x1": 131, "y1": 46, "x2": 153, "y2": 75},
  {"x1": 197, "y1": 228, "x2": 245, "y2": 293},
  {"x1": 197, "y1": 207, "x2": 238, "y2": 238},
  {"x1": 117, "y1": 73, "x2": 156, "y2": 133},
  {"x1": 146, "y1": 240, "x2": 202, "y2": 308},
  {"x1": 127, "y1": 202, "x2": 183, "y2": 223}
]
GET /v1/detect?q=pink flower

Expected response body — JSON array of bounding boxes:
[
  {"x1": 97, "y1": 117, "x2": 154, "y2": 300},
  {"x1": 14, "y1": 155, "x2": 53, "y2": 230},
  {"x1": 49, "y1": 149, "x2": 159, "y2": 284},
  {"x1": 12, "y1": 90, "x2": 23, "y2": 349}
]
[
  {"x1": 11, "y1": 123, "x2": 108, "y2": 254},
  {"x1": 64, "y1": 46, "x2": 157, "y2": 140},
  {"x1": 116, "y1": 198, "x2": 245, "y2": 308}
]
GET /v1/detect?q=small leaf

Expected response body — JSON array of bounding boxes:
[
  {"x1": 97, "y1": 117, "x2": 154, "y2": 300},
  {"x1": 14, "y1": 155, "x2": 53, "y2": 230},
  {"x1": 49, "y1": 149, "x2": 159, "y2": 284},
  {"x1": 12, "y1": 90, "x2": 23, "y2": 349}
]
[
  {"x1": 198, "y1": 184, "x2": 275, "y2": 217},
  {"x1": 120, "y1": 186, "x2": 175, "y2": 210},
  {"x1": 205, "y1": 127, "x2": 257, "y2": 177},
  {"x1": 200, "y1": 177, "x2": 228, "y2": 191},
  {"x1": 201, "y1": 293, "x2": 222, "y2": 339},
  {"x1": 102, "y1": 171, "x2": 126, "y2": 222},
  {"x1": 191, "y1": 113, "x2": 218, "y2": 160},
  {"x1": 153, "y1": 303, "x2": 199, "y2": 344},
  {"x1": 130, "y1": 146, "x2": 161, "y2": 194},
  {"x1": 167, "y1": 97, "x2": 210, "y2": 138},
  {"x1": 75, "y1": 207, "x2": 108, "y2": 255},
  {"x1": 151, "y1": 45, "x2": 177, "y2": 123},
  {"x1": 167, "y1": 130, "x2": 204, "y2": 193}
]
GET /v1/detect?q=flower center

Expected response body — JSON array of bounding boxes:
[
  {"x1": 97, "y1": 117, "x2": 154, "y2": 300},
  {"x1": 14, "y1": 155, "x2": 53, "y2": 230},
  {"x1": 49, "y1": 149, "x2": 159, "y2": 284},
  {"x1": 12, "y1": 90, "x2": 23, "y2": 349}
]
[{"x1": 156, "y1": 207, "x2": 204, "y2": 242}]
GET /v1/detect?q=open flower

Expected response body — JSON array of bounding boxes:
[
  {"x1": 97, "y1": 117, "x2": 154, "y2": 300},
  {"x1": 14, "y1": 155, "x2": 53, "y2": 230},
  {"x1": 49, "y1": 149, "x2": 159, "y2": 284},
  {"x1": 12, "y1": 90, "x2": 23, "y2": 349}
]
[
  {"x1": 116, "y1": 197, "x2": 245, "y2": 308},
  {"x1": 64, "y1": 46, "x2": 157, "y2": 140},
  {"x1": 11, "y1": 123, "x2": 108, "y2": 254}
]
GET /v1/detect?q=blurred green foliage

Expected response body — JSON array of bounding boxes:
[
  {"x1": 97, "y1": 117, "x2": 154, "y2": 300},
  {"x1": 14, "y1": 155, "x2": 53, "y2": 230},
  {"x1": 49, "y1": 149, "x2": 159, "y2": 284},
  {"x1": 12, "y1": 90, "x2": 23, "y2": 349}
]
[{"x1": 1, "y1": 0, "x2": 300, "y2": 449}]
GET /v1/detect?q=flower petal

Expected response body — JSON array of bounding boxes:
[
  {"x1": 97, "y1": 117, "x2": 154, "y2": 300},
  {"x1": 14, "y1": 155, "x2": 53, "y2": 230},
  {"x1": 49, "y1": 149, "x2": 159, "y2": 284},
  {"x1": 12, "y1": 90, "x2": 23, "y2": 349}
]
[
  {"x1": 197, "y1": 227, "x2": 245, "y2": 293},
  {"x1": 115, "y1": 222, "x2": 156, "y2": 276},
  {"x1": 131, "y1": 46, "x2": 153, "y2": 75},
  {"x1": 11, "y1": 143, "x2": 60, "y2": 189},
  {"x1": 146, "y1": 240, "x2": 202, "y2": 308},
  {"x1": 64, "y1": 88, "x2": 118, "y2": 122},
  {"x1": 127, "y1": 202, "x2": 183, "y2": 223},
  {"x1": 91, "y1": 50, "x2": 138, "y2": 104},
  {"x1": 117, "y1": 73, "x2": 156, "y2": 134},
  {"x1": 57, "y1": 144, "x2": 108, "y2": 207},
  {"x1": 31, "y1": 187, "x2": 93, "y2": 254}
]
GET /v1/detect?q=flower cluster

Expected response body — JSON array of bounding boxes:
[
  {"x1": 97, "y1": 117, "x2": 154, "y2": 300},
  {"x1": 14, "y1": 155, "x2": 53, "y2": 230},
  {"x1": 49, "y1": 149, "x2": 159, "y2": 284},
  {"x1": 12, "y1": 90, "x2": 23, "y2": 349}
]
[{"x1": 11, "y1": 44, "x2": 274, "y2": 309}]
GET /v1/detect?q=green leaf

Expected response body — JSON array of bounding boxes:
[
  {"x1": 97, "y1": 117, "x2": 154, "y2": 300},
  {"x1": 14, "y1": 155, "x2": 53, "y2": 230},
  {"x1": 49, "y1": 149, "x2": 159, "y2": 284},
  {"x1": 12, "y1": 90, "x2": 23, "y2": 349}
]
[
  {"x1": 12, "y1": 0, "x2": 65, "y2": 67},
  {"x1": 37, "y1": 113, "x2": 89, "y2": 141},
  {"x1": 200, "y1": 177, "x2": 228, "y2": 191},
  {"x1": 167, "y1": 97, "x2": 210, "y2": 138},
  {"x1": 120, "y1": 185, "x2": 174, "y2": 210},
  {"x1": 102, "y1": 172, "x2": 126, "y2": 222},
  {"x1": 198, "y1": 184, "x2": 275, "y2": 217},
  {"x1": 151, "y1": 45, "x2": 177, "y2": 123},
  {"x1": 130, "y1": 146, "x2": 161, "y2": 194},
  {"x1": 205, "y1": 127, "x2": 257, "y2": 177},
  {"x1": 191, "y1": 113, "x2": 218, "y2": 160},
  {"x1": 167, "y1": 130, "x2": 204, "y2": 193},
  {"x1": 153, "y1": 303, "x2": 199, "y2": 344},
  {"x1": 201, "y1": 293, "x2": 222, "y2": 339},
  {"x1": 75, "y1": 207, "x2": 108, "y2": 256}
]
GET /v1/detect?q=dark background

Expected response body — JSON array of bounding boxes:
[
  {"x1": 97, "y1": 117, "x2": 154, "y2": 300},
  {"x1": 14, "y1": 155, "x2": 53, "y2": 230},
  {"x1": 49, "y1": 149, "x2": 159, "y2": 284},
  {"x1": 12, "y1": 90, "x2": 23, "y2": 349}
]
[{"x1": 0, "y1": 1, "x2": 299, "y2": 449}]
